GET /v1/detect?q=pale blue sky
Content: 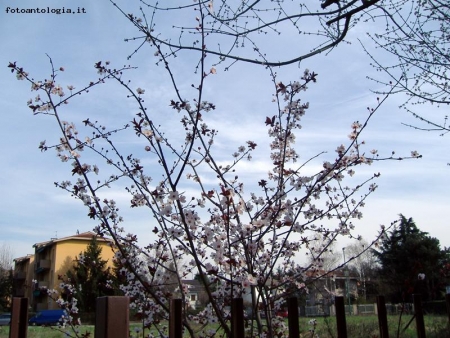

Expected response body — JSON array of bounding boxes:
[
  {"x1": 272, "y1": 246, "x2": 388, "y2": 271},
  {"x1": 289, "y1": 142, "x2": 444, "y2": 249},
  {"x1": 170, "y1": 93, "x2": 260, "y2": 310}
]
[{"x1": 1, "y1": 0, "x2": 448, "y2": 262}]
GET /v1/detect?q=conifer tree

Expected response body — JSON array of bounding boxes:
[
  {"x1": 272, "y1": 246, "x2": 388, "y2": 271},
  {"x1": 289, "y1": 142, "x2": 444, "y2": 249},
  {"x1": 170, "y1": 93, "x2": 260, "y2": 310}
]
[
  {"x1": 374, "y1": 215, "x2": 449, "y2": 302},
  {"x1": 67, "y1": 237, "x2": 114, "y2": 312},
  {"x1": 0, "y1": 268, "x2": 12, "y2": 311},
  {"x1": 0, "y1": 244, "x2": 13, "y2": 311}
]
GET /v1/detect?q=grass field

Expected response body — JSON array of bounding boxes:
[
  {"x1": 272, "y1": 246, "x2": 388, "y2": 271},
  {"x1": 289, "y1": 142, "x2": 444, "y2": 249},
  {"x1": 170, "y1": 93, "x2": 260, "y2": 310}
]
[
  {"x1": 0, "y1": 315, "x2": 449, "y2": 337},
  {"x1": 309, "y1": 315, "x2": 450, "y2": 338}
]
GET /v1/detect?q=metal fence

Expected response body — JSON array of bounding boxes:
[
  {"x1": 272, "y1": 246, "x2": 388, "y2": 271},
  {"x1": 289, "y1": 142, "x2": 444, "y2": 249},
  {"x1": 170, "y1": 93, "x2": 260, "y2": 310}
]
[
  {"x1": 357, "y1": 303, "x2": 375, "y2": 315},
  {"x1": 305, "y1": 305, "x2": 328, "y2": 316},
  {"x1": 9, "y1": 294, "x2": 449, "y2": 338}
]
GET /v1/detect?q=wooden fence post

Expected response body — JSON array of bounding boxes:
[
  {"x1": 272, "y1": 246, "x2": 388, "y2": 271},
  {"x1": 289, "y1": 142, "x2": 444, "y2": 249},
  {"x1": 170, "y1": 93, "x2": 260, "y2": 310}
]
[
  {"x1": 335, "y1": 296, "x2": 347, "y2": 338},
  {"x1": 231, "y1": 298, "x2": 244, "y2": 338},
  {"x1": 413, "y1": 294, "x2": 426, "y2": 338},
  {"x1": 287, "y1": 297, "x2": 299, "y2": 338},
  {"x1": 169, "y1": 299, "x2": 182, "y2": 338},
  {"x1": 95, "y1": 296, "x2": 129, "y2": 338},
  {"x1": 376, "y1": 295, "x2": 389, "y2": 338},
  {"x1": 9, "y1": 297, "x2": 28, "y2": 338}
]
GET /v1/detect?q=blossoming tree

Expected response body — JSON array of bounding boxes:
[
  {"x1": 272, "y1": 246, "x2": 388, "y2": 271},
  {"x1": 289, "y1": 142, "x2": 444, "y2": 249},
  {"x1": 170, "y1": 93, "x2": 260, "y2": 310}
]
[
  {"x1": 363, "y1": 0, "x2": 450, "y2": 136},
  {"x1": 8, "y1": 0, "x2": 421, "y2": 337}
]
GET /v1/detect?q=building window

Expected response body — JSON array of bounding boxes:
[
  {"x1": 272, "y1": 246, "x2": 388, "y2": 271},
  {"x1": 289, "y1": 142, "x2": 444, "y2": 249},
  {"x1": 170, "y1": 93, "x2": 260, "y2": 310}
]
[{"x1": 191, "y1": 294, "x2": 197, "y2": 302}]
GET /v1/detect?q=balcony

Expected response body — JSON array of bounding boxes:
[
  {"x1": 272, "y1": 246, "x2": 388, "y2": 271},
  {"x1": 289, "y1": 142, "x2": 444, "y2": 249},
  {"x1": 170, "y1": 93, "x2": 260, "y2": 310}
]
[
  {"x1": 14, "y1": 288, "x2": 25, "y2": 297},
  {"x1": 38, "y1": 281, "x2": 49, "y2": 289},
  {"x1": 36, "y1": 259, "x2": 51, "y2": 273},
  {"x1": 13, "y1": 271, "x2": 26, "y2": 280},
  {"x1": 33, "y1": 281, "x2": 49, "y2": 297},
  {"x1": 36, "y1": 302, "x2": 48, "y2": 311}
]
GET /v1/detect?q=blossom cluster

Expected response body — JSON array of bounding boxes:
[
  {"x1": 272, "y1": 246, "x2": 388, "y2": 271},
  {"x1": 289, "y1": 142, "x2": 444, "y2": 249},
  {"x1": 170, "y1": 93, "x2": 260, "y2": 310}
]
[{"x1": 44, "y1": 278, "x2": 84, "y2": 337}]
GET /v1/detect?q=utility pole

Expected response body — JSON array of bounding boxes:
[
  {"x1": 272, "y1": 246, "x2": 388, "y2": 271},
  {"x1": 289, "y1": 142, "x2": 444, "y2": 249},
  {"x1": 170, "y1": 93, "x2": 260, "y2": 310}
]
[
  {"x1": 362, "y1": 244, "x2": 366, "y2": 301},
  {"x1": 342, "y1": 247, "x2": 352, "y2": 314}
]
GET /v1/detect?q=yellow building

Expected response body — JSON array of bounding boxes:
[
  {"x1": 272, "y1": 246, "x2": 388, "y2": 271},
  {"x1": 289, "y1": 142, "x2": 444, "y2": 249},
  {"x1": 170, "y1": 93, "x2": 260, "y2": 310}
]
[{"x1": 14, "y1": 231, "x2": 115, "y2": 311}]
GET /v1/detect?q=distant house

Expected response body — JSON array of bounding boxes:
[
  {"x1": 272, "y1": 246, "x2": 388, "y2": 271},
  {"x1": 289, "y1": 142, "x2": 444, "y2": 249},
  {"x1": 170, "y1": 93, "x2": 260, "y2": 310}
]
[
  {"x1": 330, "y1": 270, "x2": 359, "y2": 299},
  {"x1": 12, "y1": 254, "x2": 35, "y2": 299},
  {"x1": 304, "y1": 269, "x2": 358, "y2": 315},
  {"x1": 13, "y1": 231, "x2": 115, "y2": 311},
  {"x1": 240, "y1": 270, "x2": 359, "y2": 316},
  {"x1": 182, "y1": 279, "x2": 208, "y2": 309}
]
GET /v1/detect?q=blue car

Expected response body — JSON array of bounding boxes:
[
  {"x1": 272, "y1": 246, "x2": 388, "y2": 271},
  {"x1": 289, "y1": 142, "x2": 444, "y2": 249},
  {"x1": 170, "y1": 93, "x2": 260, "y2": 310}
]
[
  {"x1": 29, "y1": 309, "x2": 65, "y2": 326},
  {"x1": 0, "y1": 313, "x2": 11, "y2": 326}
]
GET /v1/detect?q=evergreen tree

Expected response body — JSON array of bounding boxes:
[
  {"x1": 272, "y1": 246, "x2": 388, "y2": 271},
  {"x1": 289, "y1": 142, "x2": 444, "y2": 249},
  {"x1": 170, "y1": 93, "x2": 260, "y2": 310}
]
[
  {"x1": 0, "y1": 268, "x2": 12, "y2": 311},
  {"x1": 374, "y1": 215, "x2": 449, "y2": 302},
  {"x1": 67, "y1": 237, "x2": 114, "y2": 312},
  {"x1": 108, "y1": 256, "x2": 126, "y2": 296},
  {"x1": 0, "y1": 243, "x2": 13, "y2": 311}
]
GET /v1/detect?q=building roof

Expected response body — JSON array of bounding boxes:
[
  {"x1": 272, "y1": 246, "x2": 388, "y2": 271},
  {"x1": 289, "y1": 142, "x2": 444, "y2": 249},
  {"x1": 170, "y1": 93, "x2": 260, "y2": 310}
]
[
  {"x1": 183, "y1": 279, "x2": 206, "y2": 292},
  {"x1": 33, "y1": 231, "x2": 113, "y2": 252},
  {"x1": 13, "y1": 254, "x2": 34, "y2": 263}
]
